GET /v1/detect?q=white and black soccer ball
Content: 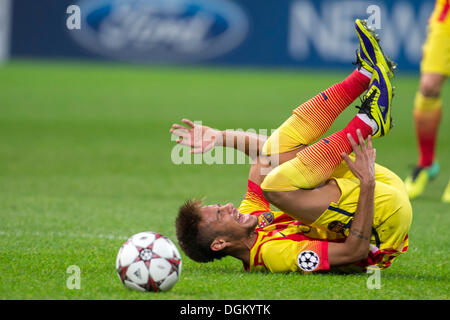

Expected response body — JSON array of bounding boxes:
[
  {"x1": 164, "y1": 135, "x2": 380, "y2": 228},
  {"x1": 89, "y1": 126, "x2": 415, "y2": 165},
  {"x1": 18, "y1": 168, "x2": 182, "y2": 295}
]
[
  {"x1": 116, "y1": 232, "x2": 182, "y2": 292},
  {"x1": 297, "y1": 250, "x2": 319, "y2": 272}
]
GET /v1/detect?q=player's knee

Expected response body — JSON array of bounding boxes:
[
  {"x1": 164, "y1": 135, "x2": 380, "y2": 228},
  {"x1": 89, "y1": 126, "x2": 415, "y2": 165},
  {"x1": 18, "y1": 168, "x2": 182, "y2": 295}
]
[
  {"x1": 260, "y1": 164, "x2": 298, "y2": 192},
  {"x1": 419, "y1": 75, "x2": 445, "y2": 97}
]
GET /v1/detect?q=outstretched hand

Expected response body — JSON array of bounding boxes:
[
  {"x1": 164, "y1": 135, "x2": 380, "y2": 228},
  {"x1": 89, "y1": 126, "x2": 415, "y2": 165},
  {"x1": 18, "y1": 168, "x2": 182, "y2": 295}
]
[
  {"x1": 341, "y1": 129, "x2": 376, "y2": 186},
  {"x1": 170, "y1": 118, "x2": 222, "y2": 154}
]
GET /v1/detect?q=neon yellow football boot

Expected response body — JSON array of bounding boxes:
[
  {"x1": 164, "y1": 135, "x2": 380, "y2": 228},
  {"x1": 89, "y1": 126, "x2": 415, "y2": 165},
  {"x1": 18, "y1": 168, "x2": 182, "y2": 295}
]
[
  {"x1": 404, "y1": 162, "x2": 440, "y2": 199},
  {"x1": 354, "y1": 19, "x2": 397, "y2": 78},
  {"x1": 356, "y1": 64, "x2": 393, "y2": 138},
  {"x1": 442, "y1": 180, "x2": 450, "y2": 203}
]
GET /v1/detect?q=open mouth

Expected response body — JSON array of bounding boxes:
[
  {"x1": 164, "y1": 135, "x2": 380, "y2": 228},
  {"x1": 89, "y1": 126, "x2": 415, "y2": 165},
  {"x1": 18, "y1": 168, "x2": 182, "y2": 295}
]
[{"x1": 234, "y1": 208, "x2": 248, "y2": 224}]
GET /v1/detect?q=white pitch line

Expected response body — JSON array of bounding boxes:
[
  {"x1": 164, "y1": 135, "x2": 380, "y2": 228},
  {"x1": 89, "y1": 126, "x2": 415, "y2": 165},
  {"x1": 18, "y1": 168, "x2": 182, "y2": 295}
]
[{"x1": 0, "y1": 230, "x2": 129, "y2": 241}]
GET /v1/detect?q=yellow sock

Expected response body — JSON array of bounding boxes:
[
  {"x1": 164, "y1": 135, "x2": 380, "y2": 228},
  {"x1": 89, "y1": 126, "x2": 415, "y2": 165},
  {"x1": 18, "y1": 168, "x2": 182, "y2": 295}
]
[
  {"x1": 413, "y1": 91, "x2": 442, "y2": 167},
  {"x1": 414, "y1": 91, "x2": 442, "y2": 112}
]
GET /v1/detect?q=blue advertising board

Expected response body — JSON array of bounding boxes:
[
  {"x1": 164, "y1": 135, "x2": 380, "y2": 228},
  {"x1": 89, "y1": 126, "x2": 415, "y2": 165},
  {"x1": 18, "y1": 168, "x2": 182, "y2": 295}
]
[{"x1": 10, "y1": 0, "x2": 435, "y2": 71}]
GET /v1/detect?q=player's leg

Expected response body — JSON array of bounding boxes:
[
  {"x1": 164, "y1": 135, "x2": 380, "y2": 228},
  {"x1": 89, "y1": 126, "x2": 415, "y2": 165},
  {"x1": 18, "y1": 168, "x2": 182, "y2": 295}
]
[
  {"x1": 404, "y1": 18, "x2": 449, "y2": 199},
  {"x1": 260, "y1": 64, "x2": 393, "y2": 226},
  {"x1": 263, "y1": 18, "x2": 395, "y2": 156},
  {"x1": 415, "y1": 74, "x2": 445, "y2": 171},
  {"x1": 262, "y1": 67, "x2": 371, "y2": 156},
  {"x1": 261, "y1": 64, "x2": 393, "y2": 193},
  {"x1": 405, "y1": 73, "x2": 445, "y2": 198},
  {"x1": 415, "y1": 74, "x2": 444, "y2": 168}
]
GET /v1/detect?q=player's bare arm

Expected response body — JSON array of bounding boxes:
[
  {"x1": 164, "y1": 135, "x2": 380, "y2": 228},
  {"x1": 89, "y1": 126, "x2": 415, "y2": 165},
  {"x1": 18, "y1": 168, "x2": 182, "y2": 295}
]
[
  {"x1": 328, "y1": 130, "x2": 376, "y2": 265},
  {"x1": 170, "y1": 118, "x2": 303, "y2": 184},
  {"x1": 170, "y1": 118, "x2": 267, "y2": 157}
]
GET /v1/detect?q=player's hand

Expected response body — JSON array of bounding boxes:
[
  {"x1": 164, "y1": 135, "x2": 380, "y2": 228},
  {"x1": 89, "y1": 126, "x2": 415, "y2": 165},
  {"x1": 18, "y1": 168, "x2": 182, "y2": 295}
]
[
  {"x1": 341, "y1": 130, "x2": 376, "y2": 187},
  {"x1": 170, "y1": 118, "x2": 222, "y2": 153}
]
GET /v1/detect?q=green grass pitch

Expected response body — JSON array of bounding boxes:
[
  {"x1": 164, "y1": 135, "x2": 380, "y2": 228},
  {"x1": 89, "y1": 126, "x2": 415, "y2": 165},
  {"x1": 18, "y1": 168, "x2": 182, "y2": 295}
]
[{"x1": 0, "y1": 60, "x2": 448, "y2": 300}]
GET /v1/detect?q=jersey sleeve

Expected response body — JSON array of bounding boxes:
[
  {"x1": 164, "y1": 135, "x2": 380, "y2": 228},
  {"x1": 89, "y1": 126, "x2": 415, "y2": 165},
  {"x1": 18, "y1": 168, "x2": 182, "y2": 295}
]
[
  {"x1": 260, "y1": 238, "x2": 330, "y2": 273},
  {"x1": 238, "y1": 179, "x2": 270, "y2": 215}
]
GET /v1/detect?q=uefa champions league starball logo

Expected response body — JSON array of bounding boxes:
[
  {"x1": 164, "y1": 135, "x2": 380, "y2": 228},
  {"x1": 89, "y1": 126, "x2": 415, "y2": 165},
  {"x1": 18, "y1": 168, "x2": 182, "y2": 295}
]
[{"x1": 297, "y1": 250, "x2": 320, "y2": 272}]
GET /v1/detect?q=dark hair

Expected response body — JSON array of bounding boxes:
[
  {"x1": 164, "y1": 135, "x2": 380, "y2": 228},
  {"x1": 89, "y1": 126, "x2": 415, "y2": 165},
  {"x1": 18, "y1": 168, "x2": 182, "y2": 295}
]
[{"x1": 175, "y1": 199, "x2": 228, "y2": 263}]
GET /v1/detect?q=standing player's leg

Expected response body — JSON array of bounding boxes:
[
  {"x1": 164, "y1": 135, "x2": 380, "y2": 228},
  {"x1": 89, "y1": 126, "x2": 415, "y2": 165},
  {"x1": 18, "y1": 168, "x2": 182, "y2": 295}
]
[
  {"x1": 405, "y1": 74, "x2": 445, "y2": 199},
  {"x1": 404, "y1": 4, "x2": 449, "y2": 200}
]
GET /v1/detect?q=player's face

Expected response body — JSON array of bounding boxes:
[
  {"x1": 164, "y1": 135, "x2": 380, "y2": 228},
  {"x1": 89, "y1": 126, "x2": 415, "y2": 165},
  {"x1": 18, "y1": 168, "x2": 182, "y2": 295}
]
[{"x1": 199, "y1": 203, "x2": 258, "y2": 239}]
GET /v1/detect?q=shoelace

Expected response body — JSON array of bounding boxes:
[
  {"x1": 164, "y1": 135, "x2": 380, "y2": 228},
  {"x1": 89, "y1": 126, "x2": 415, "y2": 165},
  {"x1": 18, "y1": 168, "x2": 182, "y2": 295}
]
[{"x1": 355, "y1": 89, "x2": 377, "y2": 115}]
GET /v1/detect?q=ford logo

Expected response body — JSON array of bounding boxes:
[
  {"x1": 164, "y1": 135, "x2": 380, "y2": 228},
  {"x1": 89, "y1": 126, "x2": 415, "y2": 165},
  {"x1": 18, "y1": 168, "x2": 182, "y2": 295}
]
[{"x1": 70, "y1": 0, "x2": 249, "y2": 62}]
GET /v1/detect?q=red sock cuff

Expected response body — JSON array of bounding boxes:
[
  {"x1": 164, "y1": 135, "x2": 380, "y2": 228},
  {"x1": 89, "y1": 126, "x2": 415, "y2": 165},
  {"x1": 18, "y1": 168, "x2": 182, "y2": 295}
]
[{"x1": 339, "y1": 69, "x2": 371, "y2": 102}]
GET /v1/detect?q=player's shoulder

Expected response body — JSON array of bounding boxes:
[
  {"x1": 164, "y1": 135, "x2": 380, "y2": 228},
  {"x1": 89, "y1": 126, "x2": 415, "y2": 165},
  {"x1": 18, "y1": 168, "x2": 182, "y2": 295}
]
[
  {"x1": 245, "y1": 179, "x2": 267, "y2": 199},
  {"x1": 238, "y1": 179, "x2": 271, "y2": 214}
]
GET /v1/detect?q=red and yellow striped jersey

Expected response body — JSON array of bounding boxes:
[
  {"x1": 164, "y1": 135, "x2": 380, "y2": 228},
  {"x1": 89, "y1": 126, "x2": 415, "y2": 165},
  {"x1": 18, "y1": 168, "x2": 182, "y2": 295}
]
[
  {"x1": 239, "y1": 180, "x2": 337, "y2": 273},
  {"x1": 430, "y1": 0, "x2": 450, "y2": 28},
  {"x1": 238, "y1": 179, "x2": 407, "y2": 273}
]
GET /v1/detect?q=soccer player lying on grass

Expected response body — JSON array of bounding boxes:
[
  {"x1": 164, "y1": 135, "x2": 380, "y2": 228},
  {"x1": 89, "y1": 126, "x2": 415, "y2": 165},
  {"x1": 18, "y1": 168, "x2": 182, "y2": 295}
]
[{"x1": 171, "y1": 20, "x2": 412, "y2": 273}]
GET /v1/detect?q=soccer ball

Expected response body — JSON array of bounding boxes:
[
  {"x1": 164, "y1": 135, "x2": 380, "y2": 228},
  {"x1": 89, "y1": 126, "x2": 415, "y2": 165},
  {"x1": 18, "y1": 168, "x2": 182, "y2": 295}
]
[{"x1": 116, "y1": 231, "x2": 182, "y2": 292}]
